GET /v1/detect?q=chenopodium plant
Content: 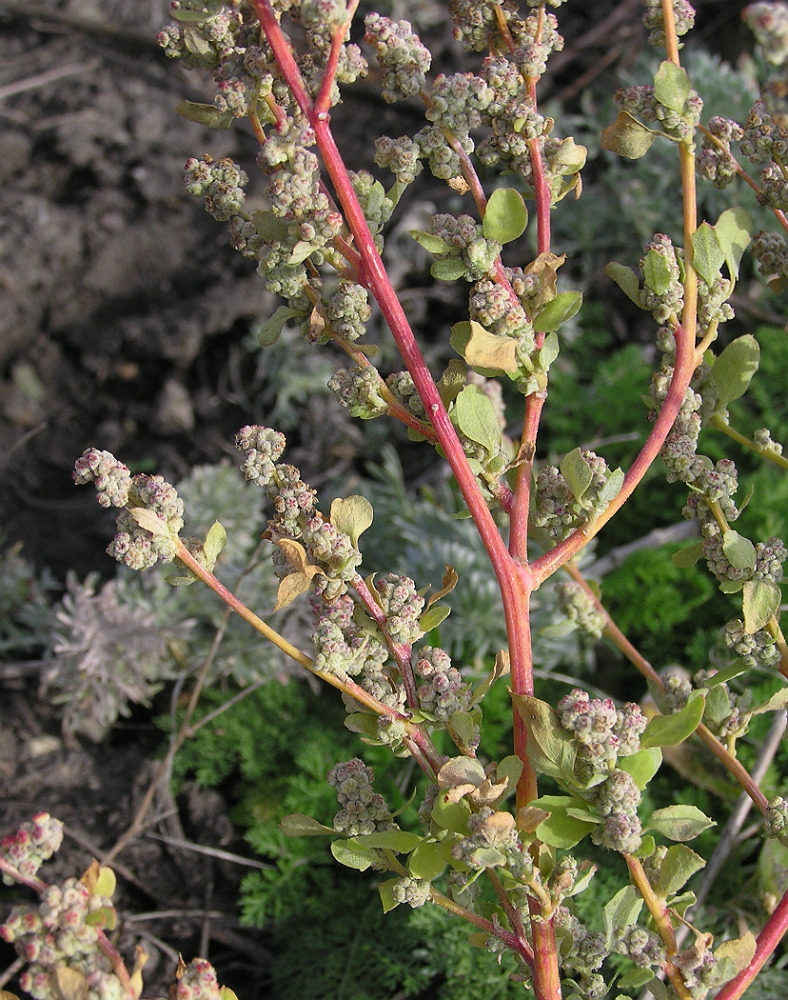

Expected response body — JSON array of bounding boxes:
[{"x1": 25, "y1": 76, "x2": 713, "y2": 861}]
[{"x1": 46, "y1": 0, "x2": 788, "y2": 998}]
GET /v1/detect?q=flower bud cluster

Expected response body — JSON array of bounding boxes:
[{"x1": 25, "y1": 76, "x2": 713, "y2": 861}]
[
  {"x1": 392, "y1": 876, "x2": 432, "y2": 908},
  {"x1": 373, "y1": 135, "x2": 423, "y2": 186},
  {"x1": 349, "y1": 172, "x2": 395, "y2": 249},
  {"x1": 72, "y1": 450, "x2": 131, "y2": 509},
  {"x1": 469, "y1": 279, "x2": 536, "y2": 358},
  {"x1": 74, "y1": 453, "x2": 184, "y2": 570},
  {"x1": 235, "y1": 425, "x2": 287, "y2": 485},
  {"x1": 557, "y1": 690, "x2": 648, "y2": 852},
  {"x1": 157, "y1": 5, "x2": 245, "y2": 71},
  {"x1": 327, "y1": 758, "x2": 394, "y2": 835},
  {"x1": 658, "y1": 667, "x2": 693, "y2": 713},
  {"x1": 533, "y1": 451, "x2": 614, "y2": 541},
  {"x1": 751, "y1": 230, "x2": 788, "y2": 282},
  {"x1": 1, "y1": 814, "x2": 63, "y2": 885},
  {"x1": 615, "y1": 84, "x2": 702, "y2": 143},
  {"x1": 184, "y1": 154, "x2": 248, "y2": 222},
  {"x1": 554, "y1": 582, "x2": 606, "y2": 638},
  {"x1": 554, "y1": 907, "x2": 607, "y2": 980},
  {"x1": 610, "y1": 924, "x2": 666, "y2": 970},
  {"x1": 385, "y1": 372, "x2": 428, "y2": 421},
  {"x1": 428, "y1": 213, "x2": 502, "y2": 280},
  {"x1": 374, "y1": 574, "x2": 424, "y2": 644},
  {"x1": 363, "y1": 15, "x2": 431, "y2": 103},
  {"x1": 425, "y1": 73, "x2": 493, "y2": 134},
  {"x1": 753, "y1": 427, "x2": 784, "y2": 458},
  {"x1": 325, "y1": 280, "x2": 372, "y2": 343},
  {"x1": 328, "y1": 366, "x2": 389, "y2": 419},
  {"x1": 722, "y1": 617, "x2": 780, "y2": 670},
  {"x1": 451, "y1": 807, "x2": 533, "y2": 879},
  {"x1": 639, "y1": 235, "x2": 684, "y2": 325},
  {"x1": 648, "y1": 370, "x2": 705, "y2": 485},
  {"x1": 414, "y1": 646, "x2": 473, "y2": 723},
  {"x1": 643, "y1": 0, "x2": 696, "y2": 48},
  {"x1": 672, "y1": 942, "x2": 719, "y2": 998},
  {"x1": 698, "y1": 117, "x2": 745, "y2": 188},
  {"x1": 448, "y1": 0, "x2": 523, "y2": 53},
  {"x1": 2, "y1": 876, "x2": 120, "y2": 1000},
  {"x1": 764, "y1": 795, "x2": 788, "y2": 845},
  {"x1": 174, "y1": 957, "x2": 225, "y2": 1000},
  {"x1": 743, "y1": 2, "x2": 788, "y2": 64}
]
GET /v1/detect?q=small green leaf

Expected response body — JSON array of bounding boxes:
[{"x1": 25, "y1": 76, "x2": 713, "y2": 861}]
[
  {"x1": 598, "y1": 467, "x2": 625, "y2": 504},
  {"x1": 535, "y1": 800, "x2": 596, "y2": 850},
  {"x1": 654, "y1": 61, "x2": 692, "y2": 112},
  {"x1": 560, "y1": 448, "x2": 593, "y2": 500},
  {"x1": 410, "y1": 231, "x2": 453, "y2": 255},
  {"x1": 450, "y1": 321, "x2": 519, "y2": 374},
  {"x1": 742, "y1": 579, "x2": 781, "y2": 633},
  {"x1": 618, "y1": 747, "x2": 662, "y2": 790},
  {"x1": 280, "y1": 813, "x2": 337, "y2": 837},
  {"x1": 751, "y1": 687, "x2": 788, "y2": 715},
  {"x1": 330, "y1": 838, "x2": 378, "y2": 871},
  {"x1": 715, "y1": 932, "x2": 757, "y2": 976},
  {"x1": 606, "y1": 261, "x2": 641, "y2": 304},
  {"x1": 722, "y1": 529, "x2": 756, "y2": 570},
  {"x1": 601, "y1": 111, "x2": 659, "y2": 159},
  {"x1": 641, "y1": 692, "x2": 705, "y2": 748},
  {"x1": 645, "y1": 804, "x2": 715, "y2": 841},
  {"x1": 643, "y1": 248, "x2": 675, "y2": 296},
  {"x1": 496, "y1": 756, "x2": 523, "y2": 797},
  {"x1": 483, "y1": 187, "x2": 528, "y2": 244},
  {"x1": 257, "y1": 305, "x2": 302, "y2": 345},
  {"x1": 128, "y1": 507, "x2": 169, "y2": 537},
  {"x1": 654, "y1": 845, "x2": 705, "y2": 897},
  {"x1": 329, "y1": 495, "x2": 373, "y2": 546},
  {"x1": 409, "y1": 841, "x2": 454, "y2": 881},
  {"x1": 712, "y1": 335, "x2": 760, "y2": 407},
  {"x1": 418, "y1": 604, "x2": 450, "y2": 633},
  {"x1": 691, "y1": 222, "x2": 726, "y2": 287},
  {"x1": 378, "y1": 878, "x2": 402, "y2": 912},
  {"x1": 431, "y1": 790, "x2": 472, "y2": 834},
  {"x1": 356, "y1": 830, "x2": 422, "y2": 852},
  {"x1": 603, "y1": 885, "x2": 643, "y2": 946},
  {"x1": 451, "y1": 385, "x2": 501, "y2": 456},
  {"x1": 533, "y1": 290, "x2": 583, "y2": 333},
  {"x1": 431, "y1": 258, "x2": 468, "y2": 281},
  {"x1": 93, "y1": 867, "x2": 116, "y2": 900},
  {"x1": 534, "y1": 331, "x2": 560, "y2": 371},
  {"x1": 511, "y1": 694, "x2": 578, "y2": 783},
  {"x1": 715, "y1": 207, "x2": 751, "y2": 279},
  {"x1": 175, "y1": 101, "x2": 235, "y2": 130},
  {"x1": 671, "y1": 541, "x2": 704, "y2": 568},
  {"x1": 618, "y1": 968, "x2": 657, "y2": 990},
  {"x1": 203, "y1": 521, "x2": 227, "y2": 565}
]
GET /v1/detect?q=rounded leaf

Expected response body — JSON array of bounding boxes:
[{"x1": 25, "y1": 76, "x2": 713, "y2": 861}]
[{"x1": 482, "y1": 188, "x2": 528, "y2": 244}]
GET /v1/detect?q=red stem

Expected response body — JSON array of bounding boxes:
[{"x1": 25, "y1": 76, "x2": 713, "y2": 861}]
[{"x1": 712, "y1": 887, "x2": 788, "y2": 1000}]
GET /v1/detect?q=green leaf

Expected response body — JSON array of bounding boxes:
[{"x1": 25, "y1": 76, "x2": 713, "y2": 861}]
[
  {"x1": 603, "y1": 885, "x2": 643, "y2": 947},
  {"x1": 496, "y1": 756, "x2": 524, "y2": 797},
  {"x1": 329, "y1": 495, "x2": 373, "y2": 546},
  {"x1": 641, "y1": 692, "x2": 705, "y2": 748},
  {"x1": 601, "y1": 111, "x2": 659, "y2": 159},
  {"x1": 447, "y1": 710, "x2": 478, "y2": 752},
  {"x1": 418, "y1": 604, "x2": 450, "y2": 633},
  {"x1": 654, "y1": 61, "x2": 692, "y2": 112},
  {"x1": 534, "y1": 797, "x2": 597, "y2": 849},
  {"x1": 606, "y1": 262, "x2": 641, "y2": 304},
  {"x1": 511, "y1": 694, "x2": 578, "y2": 783},
  {"x1": 408, "y1": 841, "x2": 454, "y2": 881},
  {"x1": 280, "y1": 813, "x2": 337, "y2": 837},
  {"x1": 715, "y1": 207, "x2": 751, "y2": 279},
  {"x1": 451, "y1": 385, "x2": 501, "y2": 456},
  {"x1": 430, "y1": 258, "x2": 467, "y2": 283},
  {"x1": 534, "y1": 331, "x2": 560, "y2": 371},
  {"x1": 715, "y1": 932, "x2": 757, "y2": 976},
  {"x1": 618, "y1": 968, "x2": 656, "y2": 990},
  {"x1": 378, "y1": 878, "x2": 402, "y2": 913},
  {"x1": 712, "y1": 335, "x2": 760, "y2": 407},
  {"x1": 256, "y1": 305, "x2": 302, "y2": 346},
  {"x1": 643, "y1": 248, "x2": 675, "y2": 296},
  {"x1": 598, "y1": 467, "x2": 625, "y2": 504},
  {"x1": 645, "y1": 804, "x2": 715, "y2": 841},
  {"x1": 431, "y1": 790, "x2": 472, "y2": 834},
  {"x1": 330, "y1": 838, "x2": 379, "y2": 871},
  {"x1": 175, "y1": 101, "x2": 235, "y2": 130},
  {"x1": 691, "y1": 222, "x2": 726, "y2": 287},
  {"x1": 483, "y1": 188, "x2": 528, "y2": 244},
  {"x1": 410, "y1": 231, "x2": 453, "y2": 255},
  {"x1": 618, "y1": 747, "x2": 662, "y2": 790},
  {"x1": 722, "y1": 530, "x2": 756, "y2": 570},
  {"x1": 751, "y1": 687, "x2": 788, "y2": 715},
  {"x1": 654, "y1": 845, "x2": 706, "y2": 897},
  {"x1": 671, "y1": 541, "x2": 704, "y2": 568},
  {"x1": 356, "y1": 830, "x2": 422, "y2": 852},
  {"x1": 560, "y1": 448, "x2": 593, "y2": 500},
  {"x1": 742, "y1": 579, "x2": 781, "y2": 633},
  {"x1": 450, "y1": 321, "x2": 519, "y2": 375},
  {"x1": 533, "y1": 290, "x2": 583, "y2": 333},
  {"x1": 203, "y1": 521, "x2": 227, "y2": 566}
]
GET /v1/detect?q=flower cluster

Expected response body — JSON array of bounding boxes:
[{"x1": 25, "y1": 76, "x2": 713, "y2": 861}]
[
  {"x1": 327, "y1": 758, "x2": 394, "y2": 835},
  {"x1": 391, "y1": 876, "x2": 432, "y2": 908},
  {"x1": 557, "y1": 689, "x2": 648, "y2": 852},
  {"x1": 184, "y1": 154, "x2": 248, "y2": 222},
  {"x1": 751, "y1": 230, "x2": 788, "y2": 283},
  {"x1": 374, "y1": 573, "x2": 424, "y2": 644},
  {"x1": 763, "y1": 795, "x2": 788, "y2": 846},
  {"x1": 743, "y1": 2, "x2": 788, "y2": 65},
  {"x1": 173, "y1": 957, "x2": 225, "y2": 1000},
  {"x1": 74, "y1": 454, "x2": 184, "y2": 570},
  {"x1": 1, "y1": 876, "x2": 121, "y2": 1000},
  {"x1": 427, "y1": 213, "x2": 502, "y2": 280},
  {"x1": 385, "y1": 371, "x2": 428, "y2": 421},
  {"x1": 610, "y1": 924, "x2": 666, "y2": 970},
  {"x1": 722, "y1": 617, "x2": 780, "y2": 670},
  {"x1": 615, "y1": 82, "x2": 703, "y2": 143},
  {"x1": 554, "y1": 582, "x2": 605, "y2": 638},
  {"x1": 327, "y1": 365, "x2": 389, "y2": 419},
  {"x1": 1, "y1": 814, "x2": 63, "y2": 885},
  {"x1": 451, "y1": 807, "x2": 533, "y2": 879},
  {"x1": 469, "y1": 278, "x2": 536, "y2": 359},
  {"x1": 533, "y1": 451, "x2": 615, "y2": 541},
  {"x1": 698, "y1": 117, "x2": 745, "y2": 188},
  {"x1": 414, "y1": 645, "x2": 473, "y2": 724},
  {"x1": 363, "y1": 15, "x2": 431, "y2": 103},
  {"x1": 643, "y1": 0, "x2": 696, "y2": 48}
]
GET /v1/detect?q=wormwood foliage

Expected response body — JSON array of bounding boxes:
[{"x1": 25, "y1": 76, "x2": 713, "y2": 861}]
[{"x1": 5, "y1": 2, "x2": 788, "y2": 1000}]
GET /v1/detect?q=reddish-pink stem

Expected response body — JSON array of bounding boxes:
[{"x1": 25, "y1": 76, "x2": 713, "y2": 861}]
[{"x1": 712, "y1": 887, "x2": 788, "y2": 1000}]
